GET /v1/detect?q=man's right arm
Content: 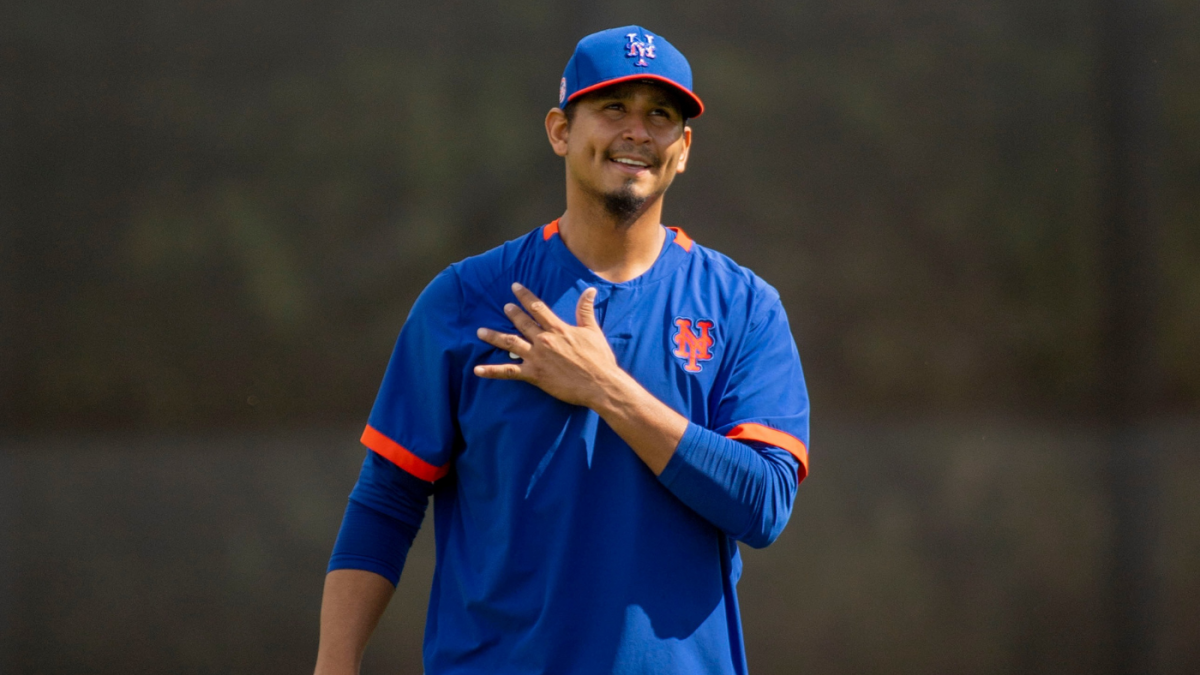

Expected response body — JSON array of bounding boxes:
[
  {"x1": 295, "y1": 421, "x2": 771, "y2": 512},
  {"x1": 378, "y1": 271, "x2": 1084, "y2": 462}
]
[
  {"x1": 314, "y1": 569, "x2": 396, "y2": 675},
  {"x1": 315, "y1": 453, "x2": 435, "y2": 674},
  {"x1": 316, "y1": 265, "x2": 463, "y2": 671}
]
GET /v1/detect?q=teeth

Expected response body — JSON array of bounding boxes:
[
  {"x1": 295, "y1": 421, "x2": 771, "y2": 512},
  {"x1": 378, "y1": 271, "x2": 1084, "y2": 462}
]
[{"x1": 613, "y1": 158, "x2": 649, "y2": 167}]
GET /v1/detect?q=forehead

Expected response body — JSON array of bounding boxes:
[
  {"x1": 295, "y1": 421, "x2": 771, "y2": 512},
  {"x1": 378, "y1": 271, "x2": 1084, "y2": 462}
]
[{"x1": 579, "y1": 80, "x2": 686, "y2": 113}]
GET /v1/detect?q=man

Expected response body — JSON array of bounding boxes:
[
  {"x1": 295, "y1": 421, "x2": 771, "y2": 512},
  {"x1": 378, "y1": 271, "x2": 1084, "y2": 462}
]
[{"x1": 314, "y1": 25, "x2": 810, "y2": 675}]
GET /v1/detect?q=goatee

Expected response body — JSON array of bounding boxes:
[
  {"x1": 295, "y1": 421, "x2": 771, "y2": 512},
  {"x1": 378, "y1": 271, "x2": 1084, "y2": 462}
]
[{"x1": 602, "y1": 184, "x2": 648, "y2": 225}]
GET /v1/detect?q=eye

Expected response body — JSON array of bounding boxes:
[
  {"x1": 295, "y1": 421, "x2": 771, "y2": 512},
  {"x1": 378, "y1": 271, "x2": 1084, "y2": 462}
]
[{"x1": 649, "y1": 107, "x2": 677, "y2": 124}]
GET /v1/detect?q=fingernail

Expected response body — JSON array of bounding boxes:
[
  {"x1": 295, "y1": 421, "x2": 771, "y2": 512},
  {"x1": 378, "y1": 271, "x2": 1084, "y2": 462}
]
[
  {"x1": 504, "y1": 303, "x2": 516, "y2": 312},
  {"x1": 512, "y1": 282, "x2": 524, "y2": 291},
  {"x1": 473, "y1": 365, "x2": 484, "y2": 375},
  {"x1": 476, "y1": 327, "x2": 487, "y2": 338}
]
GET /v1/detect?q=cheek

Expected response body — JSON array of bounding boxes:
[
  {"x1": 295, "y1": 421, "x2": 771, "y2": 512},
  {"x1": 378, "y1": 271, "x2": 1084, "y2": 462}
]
[
  {"x1": 567, "y1": 138, "x2": 604, "y2": 166},
  {"x1": 661, "y1": 145, "x2": 685, "y2": 171},
  {"x1": 657, "y1": 133, "x2": 686, "y2": 160},
  {"x1": 564, "y1": 145, "x2": 609, "y2": 185}
]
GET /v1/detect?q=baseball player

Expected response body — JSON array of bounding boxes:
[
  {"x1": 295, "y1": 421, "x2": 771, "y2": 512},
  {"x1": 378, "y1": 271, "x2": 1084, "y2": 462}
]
[{"x1": 314, "y1": 25, "x2": 810, "y2": 675}]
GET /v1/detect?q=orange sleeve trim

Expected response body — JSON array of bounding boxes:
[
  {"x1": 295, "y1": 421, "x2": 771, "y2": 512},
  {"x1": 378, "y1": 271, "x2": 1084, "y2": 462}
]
[
  {"x1": 542, "y1": 219, "x2": 560, "y2": 240},
  {"x1": 726, "y1": 423, "x2": 809, "y2": 481},
  {"x1": 361, "y1": 425, "x2": 450, "y2": 483},
  {"x1": 666, "y1": 226, "x2": 693, "y2": 252}
]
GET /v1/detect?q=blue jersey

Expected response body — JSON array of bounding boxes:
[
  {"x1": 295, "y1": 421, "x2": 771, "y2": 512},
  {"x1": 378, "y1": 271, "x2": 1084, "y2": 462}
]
[{"x1": 361, "y1": 221, "x2": 809, "y2": 674}]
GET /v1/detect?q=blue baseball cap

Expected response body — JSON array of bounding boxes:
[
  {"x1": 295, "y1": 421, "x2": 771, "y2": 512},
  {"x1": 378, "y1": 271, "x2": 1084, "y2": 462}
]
[{"x1": 559, "y1": 26, "x2": 704, "y2": 119}]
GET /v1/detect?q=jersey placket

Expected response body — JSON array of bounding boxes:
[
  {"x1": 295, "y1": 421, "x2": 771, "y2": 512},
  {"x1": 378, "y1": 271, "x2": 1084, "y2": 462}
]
[{"x1": 598, "y1": 286, "x2": 644, "y2": 371}]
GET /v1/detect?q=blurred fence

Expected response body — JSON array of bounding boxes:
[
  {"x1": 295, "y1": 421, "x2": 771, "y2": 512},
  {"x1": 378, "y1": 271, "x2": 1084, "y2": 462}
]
[{"x1": 1, "y1": 421, "x2": 1196, "y2": 675}]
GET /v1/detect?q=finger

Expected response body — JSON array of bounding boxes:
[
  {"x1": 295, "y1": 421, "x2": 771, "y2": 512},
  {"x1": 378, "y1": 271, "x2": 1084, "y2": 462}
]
[
  {"x1": 575, "y1": 287, "x2": 599, "y2": 328},
  {"x1": 512, "y1": 282, "x2": 566, "y2": 330},
  {"x1": 473, "y1": 363, "x2": 525, "y2": 380},
  {"x1": 476, "y1": 327, "x2": 531, "y2": 356},
  {"x1": 504, "y1": 302, "x2": 544, "y2": 338}
]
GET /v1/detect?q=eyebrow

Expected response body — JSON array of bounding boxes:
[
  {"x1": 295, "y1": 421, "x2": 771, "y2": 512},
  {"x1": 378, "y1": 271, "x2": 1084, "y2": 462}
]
[{"x1": 593, "y1": 91, "x2": 679, "y2": 113}]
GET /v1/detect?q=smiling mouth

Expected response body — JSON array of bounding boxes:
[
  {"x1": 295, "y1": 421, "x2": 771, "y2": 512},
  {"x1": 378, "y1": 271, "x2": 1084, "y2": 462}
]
[{"x1": 609, "y1": 156, "x2": 655, "y2": 170}]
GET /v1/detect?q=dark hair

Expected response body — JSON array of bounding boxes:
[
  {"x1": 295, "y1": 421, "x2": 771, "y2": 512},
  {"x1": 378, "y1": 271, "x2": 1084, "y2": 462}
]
[{"x1": 563, "y1": 99, "x2": 581, "y2": 125}]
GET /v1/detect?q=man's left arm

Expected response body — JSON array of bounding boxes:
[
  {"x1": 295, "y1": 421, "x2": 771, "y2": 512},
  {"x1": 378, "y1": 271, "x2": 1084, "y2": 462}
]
[{"x1": 475, "y1": 283, "x2": 807, "y2": 547}]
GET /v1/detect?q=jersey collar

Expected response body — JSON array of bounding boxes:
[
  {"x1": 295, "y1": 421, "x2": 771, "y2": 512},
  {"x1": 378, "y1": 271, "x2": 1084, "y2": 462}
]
[{"x1": 540, "y1": 219, "x2": 693, "y2": 287}]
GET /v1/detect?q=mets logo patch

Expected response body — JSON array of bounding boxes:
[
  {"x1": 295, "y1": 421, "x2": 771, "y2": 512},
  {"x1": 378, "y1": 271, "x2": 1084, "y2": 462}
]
[
  {"x1": 625, "y1": 32, "x2": 657, "y2": 67},
  {"x1": 672, "y1": 317, "x2": 715, "y2": 373}
]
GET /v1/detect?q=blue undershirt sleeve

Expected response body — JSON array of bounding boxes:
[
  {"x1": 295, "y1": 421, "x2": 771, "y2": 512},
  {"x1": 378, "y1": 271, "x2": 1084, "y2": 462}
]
[
  {"x1": 657, "y1": 422, "x2": 800, "y2": 549},
  {"x1": 328, "y1": 499, "x2": 420, "y2": 586},
  {"x1": 327, "y1": 451, "x2": 435, "y2": 586}
]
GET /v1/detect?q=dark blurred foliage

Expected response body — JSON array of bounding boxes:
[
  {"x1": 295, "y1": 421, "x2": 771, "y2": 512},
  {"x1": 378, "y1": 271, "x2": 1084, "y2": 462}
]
[
  {"x1": 2, "y1": 5, "x2": 1199, "y2": 674},
  {"x1": 2, "y1": 0, "x2": 1197, "y2": 430}
]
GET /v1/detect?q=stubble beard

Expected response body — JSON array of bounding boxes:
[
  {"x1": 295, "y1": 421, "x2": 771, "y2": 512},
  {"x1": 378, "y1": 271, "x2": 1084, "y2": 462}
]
[{"x1": 601, "y1": 181, "x2": 649, "y2": 226}]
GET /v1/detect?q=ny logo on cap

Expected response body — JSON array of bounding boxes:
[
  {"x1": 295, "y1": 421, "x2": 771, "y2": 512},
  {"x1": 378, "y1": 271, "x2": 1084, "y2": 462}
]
[{"x1": 625, "y1": 33, "x2": 657, "y2": 67}]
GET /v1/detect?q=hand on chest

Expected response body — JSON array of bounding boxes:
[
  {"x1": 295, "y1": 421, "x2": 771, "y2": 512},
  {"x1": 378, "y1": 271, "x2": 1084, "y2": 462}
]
[{"x1": 468, "y1": 279, "x2": 726, "y2": 408}]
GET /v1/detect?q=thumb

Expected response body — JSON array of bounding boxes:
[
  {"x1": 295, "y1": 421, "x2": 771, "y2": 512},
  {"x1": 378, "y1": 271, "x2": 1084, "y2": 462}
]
[{"x1": 576, "y1": 287, "x2": 599, "y2": 328}]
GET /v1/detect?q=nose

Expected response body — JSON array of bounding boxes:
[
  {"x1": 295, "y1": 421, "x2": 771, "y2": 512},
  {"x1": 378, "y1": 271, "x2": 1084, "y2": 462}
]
[{"x1": 622, "y1": 112, "x2": 653, "y2": 144}]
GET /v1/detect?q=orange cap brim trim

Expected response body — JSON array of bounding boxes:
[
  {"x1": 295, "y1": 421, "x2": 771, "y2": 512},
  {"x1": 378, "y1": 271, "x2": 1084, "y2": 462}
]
[{"x1": 566, "y1": 74, "x2": 704, "y2": 118}]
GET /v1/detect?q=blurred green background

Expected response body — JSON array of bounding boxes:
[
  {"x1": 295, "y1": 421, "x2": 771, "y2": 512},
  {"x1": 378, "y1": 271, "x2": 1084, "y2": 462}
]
[{"x1": 1, "y1": 1, "x2": 1197, "y2": 673}]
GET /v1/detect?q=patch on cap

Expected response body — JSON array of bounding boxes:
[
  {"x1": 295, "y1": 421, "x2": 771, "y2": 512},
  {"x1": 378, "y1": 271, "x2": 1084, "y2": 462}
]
[{"x1": 559, "y1": 77, "x2": 567, "y2": 105}]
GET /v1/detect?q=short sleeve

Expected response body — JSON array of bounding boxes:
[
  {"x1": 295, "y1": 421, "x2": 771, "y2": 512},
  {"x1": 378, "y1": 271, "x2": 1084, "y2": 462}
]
[
  {"x1": 361, "y1": 267, "x2": 465, "y2": 482},
  {"x1": 712, "y1": 296, "x2": 810, "y2": 481}
]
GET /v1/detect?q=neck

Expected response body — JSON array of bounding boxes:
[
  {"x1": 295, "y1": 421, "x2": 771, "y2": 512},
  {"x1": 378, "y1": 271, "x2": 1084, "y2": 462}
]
[{"x1": 558, "y1": 187, "x2": 667, "y2": 284}]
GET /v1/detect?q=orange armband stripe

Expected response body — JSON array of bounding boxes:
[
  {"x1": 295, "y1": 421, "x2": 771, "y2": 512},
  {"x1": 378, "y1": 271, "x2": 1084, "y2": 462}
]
[
  {"x1": 726, "y1": 423, "x2": 808, "y2": 482},
  {"x1": 361, "y1": 425, "x2": 450, "y2": 483}
]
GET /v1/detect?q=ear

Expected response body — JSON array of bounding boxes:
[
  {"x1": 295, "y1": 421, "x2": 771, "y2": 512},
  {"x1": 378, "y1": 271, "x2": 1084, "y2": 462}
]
[
  {"x1": 546, "y1": 108, "x2": 570, "y2": 157},
  {"x1": 675, "y1": 125, "x2": 693, "y2": 174}
]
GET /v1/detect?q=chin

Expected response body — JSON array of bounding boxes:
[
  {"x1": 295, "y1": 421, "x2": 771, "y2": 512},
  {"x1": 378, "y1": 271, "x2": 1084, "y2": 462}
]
[
  {"x1": 600, "y1": 182, "x2": 667, "y2": 222},
  {"x1": 613, "y1": 176, "x2": 663, "y2": 198}
]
